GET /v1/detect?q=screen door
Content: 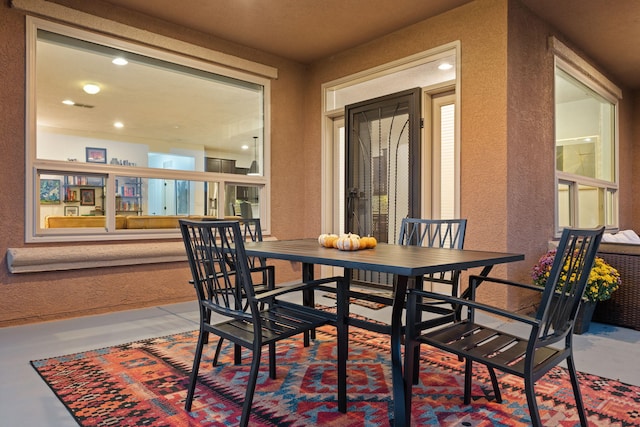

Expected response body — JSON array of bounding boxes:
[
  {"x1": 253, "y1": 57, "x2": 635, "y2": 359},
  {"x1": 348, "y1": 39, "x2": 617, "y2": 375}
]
[{"x1": 345, "y1": 88, "x2": 421, "y2": 287}]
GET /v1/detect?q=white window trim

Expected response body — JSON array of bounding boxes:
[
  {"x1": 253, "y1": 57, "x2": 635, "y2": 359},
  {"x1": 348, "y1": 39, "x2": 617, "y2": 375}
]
[
  {"x1": 24, "y1": 16, "x2": 273, "y2": 243},
  {"x1": 13, "y1": 0, "x2": 277, "y2": 79}
]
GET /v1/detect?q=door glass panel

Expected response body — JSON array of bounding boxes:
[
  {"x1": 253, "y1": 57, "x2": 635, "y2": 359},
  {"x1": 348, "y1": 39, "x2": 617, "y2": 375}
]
[{"x1": 439, "y1": 103, "x2": 455, "y2": 218}]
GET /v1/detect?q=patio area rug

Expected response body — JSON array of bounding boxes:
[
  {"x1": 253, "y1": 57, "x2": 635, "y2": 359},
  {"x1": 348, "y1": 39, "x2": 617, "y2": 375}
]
[{"x1": 31, "y1": 323, "x2": 640, "y2": 426}]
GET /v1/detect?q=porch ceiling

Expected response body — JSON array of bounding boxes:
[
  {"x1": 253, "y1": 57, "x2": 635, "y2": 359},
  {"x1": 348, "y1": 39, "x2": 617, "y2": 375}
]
[{"x1": 101, "y1": 0, "x2": 640, "y2": 89}]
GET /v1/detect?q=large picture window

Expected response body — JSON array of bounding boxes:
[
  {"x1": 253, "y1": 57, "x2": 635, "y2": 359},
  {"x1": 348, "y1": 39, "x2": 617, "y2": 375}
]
[
  {"x1": 554, "y1": 49, "x2": 619, "y2": 234},
  {"x1": 26, "y1": 18, "x2": 270, "y2": 242}
]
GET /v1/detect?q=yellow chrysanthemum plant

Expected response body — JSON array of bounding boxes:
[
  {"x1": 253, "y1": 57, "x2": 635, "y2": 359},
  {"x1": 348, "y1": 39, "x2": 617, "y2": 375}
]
[{"x1": 532, "y1": 250, "x2": 621, "y2": 302}]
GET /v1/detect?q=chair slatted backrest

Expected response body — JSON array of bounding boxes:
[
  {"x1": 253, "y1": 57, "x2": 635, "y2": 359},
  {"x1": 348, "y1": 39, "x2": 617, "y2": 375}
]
[
  {"x1": 398, "y1": 218, "x2": 467, "y2": 292},
  {"x1": 238, "y1": 218, "x2": 265, "y2": 270},
  {"x1": 536, "y1": 227, "x2": 604, "y2": 343},
  {"x1": 180, "y1": 219, "x2": 255, "y2": 322}
]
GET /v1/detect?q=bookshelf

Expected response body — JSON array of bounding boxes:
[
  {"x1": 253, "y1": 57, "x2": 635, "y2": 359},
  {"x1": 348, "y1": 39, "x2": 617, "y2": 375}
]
[{"x1": 115, "y1": 177, "x2": 143, "y2": 215}]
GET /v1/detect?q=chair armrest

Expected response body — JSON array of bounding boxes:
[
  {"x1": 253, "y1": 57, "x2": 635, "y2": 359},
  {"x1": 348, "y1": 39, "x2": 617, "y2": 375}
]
[
  {"x1": 409, "y1": 288, "x2": 540, "y2": 326},
  {"x1": 469, "y1": 275, "x2": 544, "y2": 293},
  {"x1": 254, "y1": 276, "x2": 343, "y2": 301},
  {"x1": 249, "y1": 265, "x2": 271, "y2": 274}
]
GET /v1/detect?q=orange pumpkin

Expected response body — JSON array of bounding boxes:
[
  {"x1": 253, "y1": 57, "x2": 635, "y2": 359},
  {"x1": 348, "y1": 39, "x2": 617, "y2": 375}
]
[{"x1": 360, "y1": 235, "x2": 377, "y2": 249}]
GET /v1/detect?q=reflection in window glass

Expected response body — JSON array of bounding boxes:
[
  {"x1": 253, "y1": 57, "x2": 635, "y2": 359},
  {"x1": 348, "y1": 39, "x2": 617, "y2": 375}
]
[
  {"x1": 555, "y1": 69, "x2": 614, "y2": 182},
  {"x1": 36, "y1": 30, "x2": 264, "y2": 175},
  {"x1": 557, "y1": 181, "x2": 572, "y2": 228},
  {"x1": 605, "y1": 189, "x2": 616, "y2": 227},
  {"x1": 39, "y1": 173, "x2": 109, "y2": 229},
  {"x1": 29, "y1": 21, "x2": 270, "y2": 241},
  {"x1": 144, "y1": 178, "x2": 205, "y2": 217},
  {"x1": 577, "y1": 184, "x2": 603, "y2": 228},
  {"x1": 225, "y1": 184, "x2": 260, "y2": 219},
  {"x1": 555, "y1": 62, "x2": 618, "y2": 233}
]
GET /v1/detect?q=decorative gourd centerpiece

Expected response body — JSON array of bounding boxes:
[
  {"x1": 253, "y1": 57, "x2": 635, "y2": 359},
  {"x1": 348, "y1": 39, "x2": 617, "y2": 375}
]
[
  {"x1": 317, "y1": 233, "x2": 377, "y2": 250},
  {"x1": 318, "y1": 233, "x2": 339, "y2": 248}
]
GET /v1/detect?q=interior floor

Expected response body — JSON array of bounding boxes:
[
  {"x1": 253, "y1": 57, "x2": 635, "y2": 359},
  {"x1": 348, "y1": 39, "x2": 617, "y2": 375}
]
[{"x1": 1, "y1": 294, "x2": 638, "y2": 426}]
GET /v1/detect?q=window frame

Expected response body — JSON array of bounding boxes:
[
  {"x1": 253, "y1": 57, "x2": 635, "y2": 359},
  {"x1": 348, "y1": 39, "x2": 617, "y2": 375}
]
[
  {"x1": 25, "y1": 17, "x2": 272, "y2": 243},
  {"x1": 553, "y1": 52, "x2": 620, "y2": 236}
]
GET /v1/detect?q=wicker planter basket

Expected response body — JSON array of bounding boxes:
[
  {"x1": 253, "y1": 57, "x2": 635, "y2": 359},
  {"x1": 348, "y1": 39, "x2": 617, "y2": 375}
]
[{"x1": 593, "y1": 243, "x2": 640, "y2": 331}]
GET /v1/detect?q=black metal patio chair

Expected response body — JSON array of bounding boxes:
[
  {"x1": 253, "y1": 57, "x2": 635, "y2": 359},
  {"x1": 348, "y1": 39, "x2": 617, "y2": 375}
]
[
  {"x1": 180, "y1": 219, "x2": 343, "y2": 427},
  {"x1": 403, "y1": 226, "x2": 604, "y2": 426},
  {"x1": 197, "y1": 218, "x2": 272, "y2": 353}
]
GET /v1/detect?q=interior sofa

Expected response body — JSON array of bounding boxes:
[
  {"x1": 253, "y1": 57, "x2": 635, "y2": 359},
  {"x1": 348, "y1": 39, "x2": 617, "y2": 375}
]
[
  {"x1": 44, "y1": 215, "x2": 239, "y2": 229},
  {"x1": 593, "y1": 230, "x2": 640, "y2": 331},
  {"x1": 45, "y1": 215, "x2": 127, "y2": 229}
]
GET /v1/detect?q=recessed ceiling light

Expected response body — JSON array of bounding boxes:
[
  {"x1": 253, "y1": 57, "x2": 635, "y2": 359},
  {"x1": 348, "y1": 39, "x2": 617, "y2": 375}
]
[
  {"x1": 241, "y1": 145, "x2": 249, "y2": 150},
  {"x1": 114, "y1": 121, "x2": 124, "y2": 128},
  {"x1": 83, "y1": 83, "x2": 101, "y2": 95},
  {"x1": 62, "y1": 99, "x2": 75, "y2": 105},
  {"x1": 438, "y1": 62, "x2": 453, "y2": 71},
  {"x1": 112, "y1": 57, "x2": 128, "y2": 66}
]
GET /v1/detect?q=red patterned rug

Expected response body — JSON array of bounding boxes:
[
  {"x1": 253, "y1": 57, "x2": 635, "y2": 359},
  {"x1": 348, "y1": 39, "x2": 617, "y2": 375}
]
[{"x1": 31, "y1": 324, "x2": 640, "y2": 426}]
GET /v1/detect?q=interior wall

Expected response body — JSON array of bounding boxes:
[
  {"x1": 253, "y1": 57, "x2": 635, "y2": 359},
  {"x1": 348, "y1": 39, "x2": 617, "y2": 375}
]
[{"x1": 0, "y1": 1, "x2": 307, "y2": 326}]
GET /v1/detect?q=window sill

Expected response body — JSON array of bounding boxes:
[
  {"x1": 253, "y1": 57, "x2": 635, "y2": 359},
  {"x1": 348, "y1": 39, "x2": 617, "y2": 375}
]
[
  {"x1": 7, "y1": 242, "x2": 186, "y2": 273},
  {"x1": 7, "y1": 236, "x2": 278, "y2": 273}
]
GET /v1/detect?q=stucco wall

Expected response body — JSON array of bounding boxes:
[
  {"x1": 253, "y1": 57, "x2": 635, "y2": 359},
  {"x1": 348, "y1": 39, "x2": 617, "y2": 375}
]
[
  {"x1": 503, "y1": 0, "x2": 555, "y2": 310},
  {"x1": 0, "y1": 0, "x2": 636, "y2": 325},
  {"x1": 634, "y1": 92, "x2": 640, "y2": 226},
  {"x1": 0, "y1": 0, "x2": 308, "y2": 326}
]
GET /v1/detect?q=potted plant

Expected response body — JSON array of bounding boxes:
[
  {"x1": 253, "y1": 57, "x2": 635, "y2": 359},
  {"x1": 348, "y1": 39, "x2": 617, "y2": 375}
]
[{"x1": 532, "y1": 249, "x2": 621, "y2": 334}]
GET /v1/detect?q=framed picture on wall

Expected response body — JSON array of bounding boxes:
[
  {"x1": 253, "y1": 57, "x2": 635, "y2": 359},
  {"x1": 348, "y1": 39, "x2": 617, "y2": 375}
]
[
  {"x1": 86, "y1": 147, "x2": 107, "y2": 163},
  {"x1": 80, "y1": 188, "x2": 95, "y2": 206},
  {"x1": 64, "y1": 206, "x2": 79, "y2": 216},
  {"x1": 40, "y1": 179, "x2": 61, "y2": 204}
]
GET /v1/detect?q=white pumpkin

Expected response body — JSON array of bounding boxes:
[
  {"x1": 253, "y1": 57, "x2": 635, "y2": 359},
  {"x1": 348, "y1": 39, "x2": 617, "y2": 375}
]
[
  {"x1": 336, "y1": 233, "x2": 360, "y2": 251},
  {"x1": 318, "y1": 233, "x2": 339, "y2": 248}
]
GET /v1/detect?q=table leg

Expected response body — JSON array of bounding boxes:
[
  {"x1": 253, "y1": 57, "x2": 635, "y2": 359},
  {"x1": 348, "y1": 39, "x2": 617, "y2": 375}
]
[
  {"x1": 302, "y1": 263, "x2": 316, "y2": 346},
  {"x1": 336, "y1": 267, "x2": 351, "y2": 413},
  {"x1": 391, "y1": 275, "x2": 408, "y2": 426}
]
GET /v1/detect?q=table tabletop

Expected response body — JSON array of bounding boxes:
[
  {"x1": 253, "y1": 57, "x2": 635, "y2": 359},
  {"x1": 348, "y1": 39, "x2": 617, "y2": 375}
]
[{"x1": 244, "y1": 238, "x2": 524, "y2": 275}]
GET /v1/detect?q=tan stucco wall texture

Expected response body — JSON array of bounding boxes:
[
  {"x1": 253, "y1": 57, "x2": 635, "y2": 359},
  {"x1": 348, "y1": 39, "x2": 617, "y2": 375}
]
[{"x1": 0, "y1": 0, "x2": 637, "y2": 325}]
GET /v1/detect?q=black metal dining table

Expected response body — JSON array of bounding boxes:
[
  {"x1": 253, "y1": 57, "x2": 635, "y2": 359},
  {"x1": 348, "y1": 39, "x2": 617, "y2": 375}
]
[{"x1": 244, "y1": 238, "x2": 524, "y2": 426}]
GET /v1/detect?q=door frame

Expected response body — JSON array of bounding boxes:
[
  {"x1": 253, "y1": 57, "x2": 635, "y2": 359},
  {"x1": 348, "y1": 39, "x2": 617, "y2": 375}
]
[{"x1": 320, "y1": 44, "x2": 461, "y2": 243}]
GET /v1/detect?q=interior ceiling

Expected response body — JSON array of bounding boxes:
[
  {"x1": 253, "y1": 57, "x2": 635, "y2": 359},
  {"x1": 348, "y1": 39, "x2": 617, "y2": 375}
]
[{"x1": 101, "y1": 0, "x2": 640, "y2": 90}]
